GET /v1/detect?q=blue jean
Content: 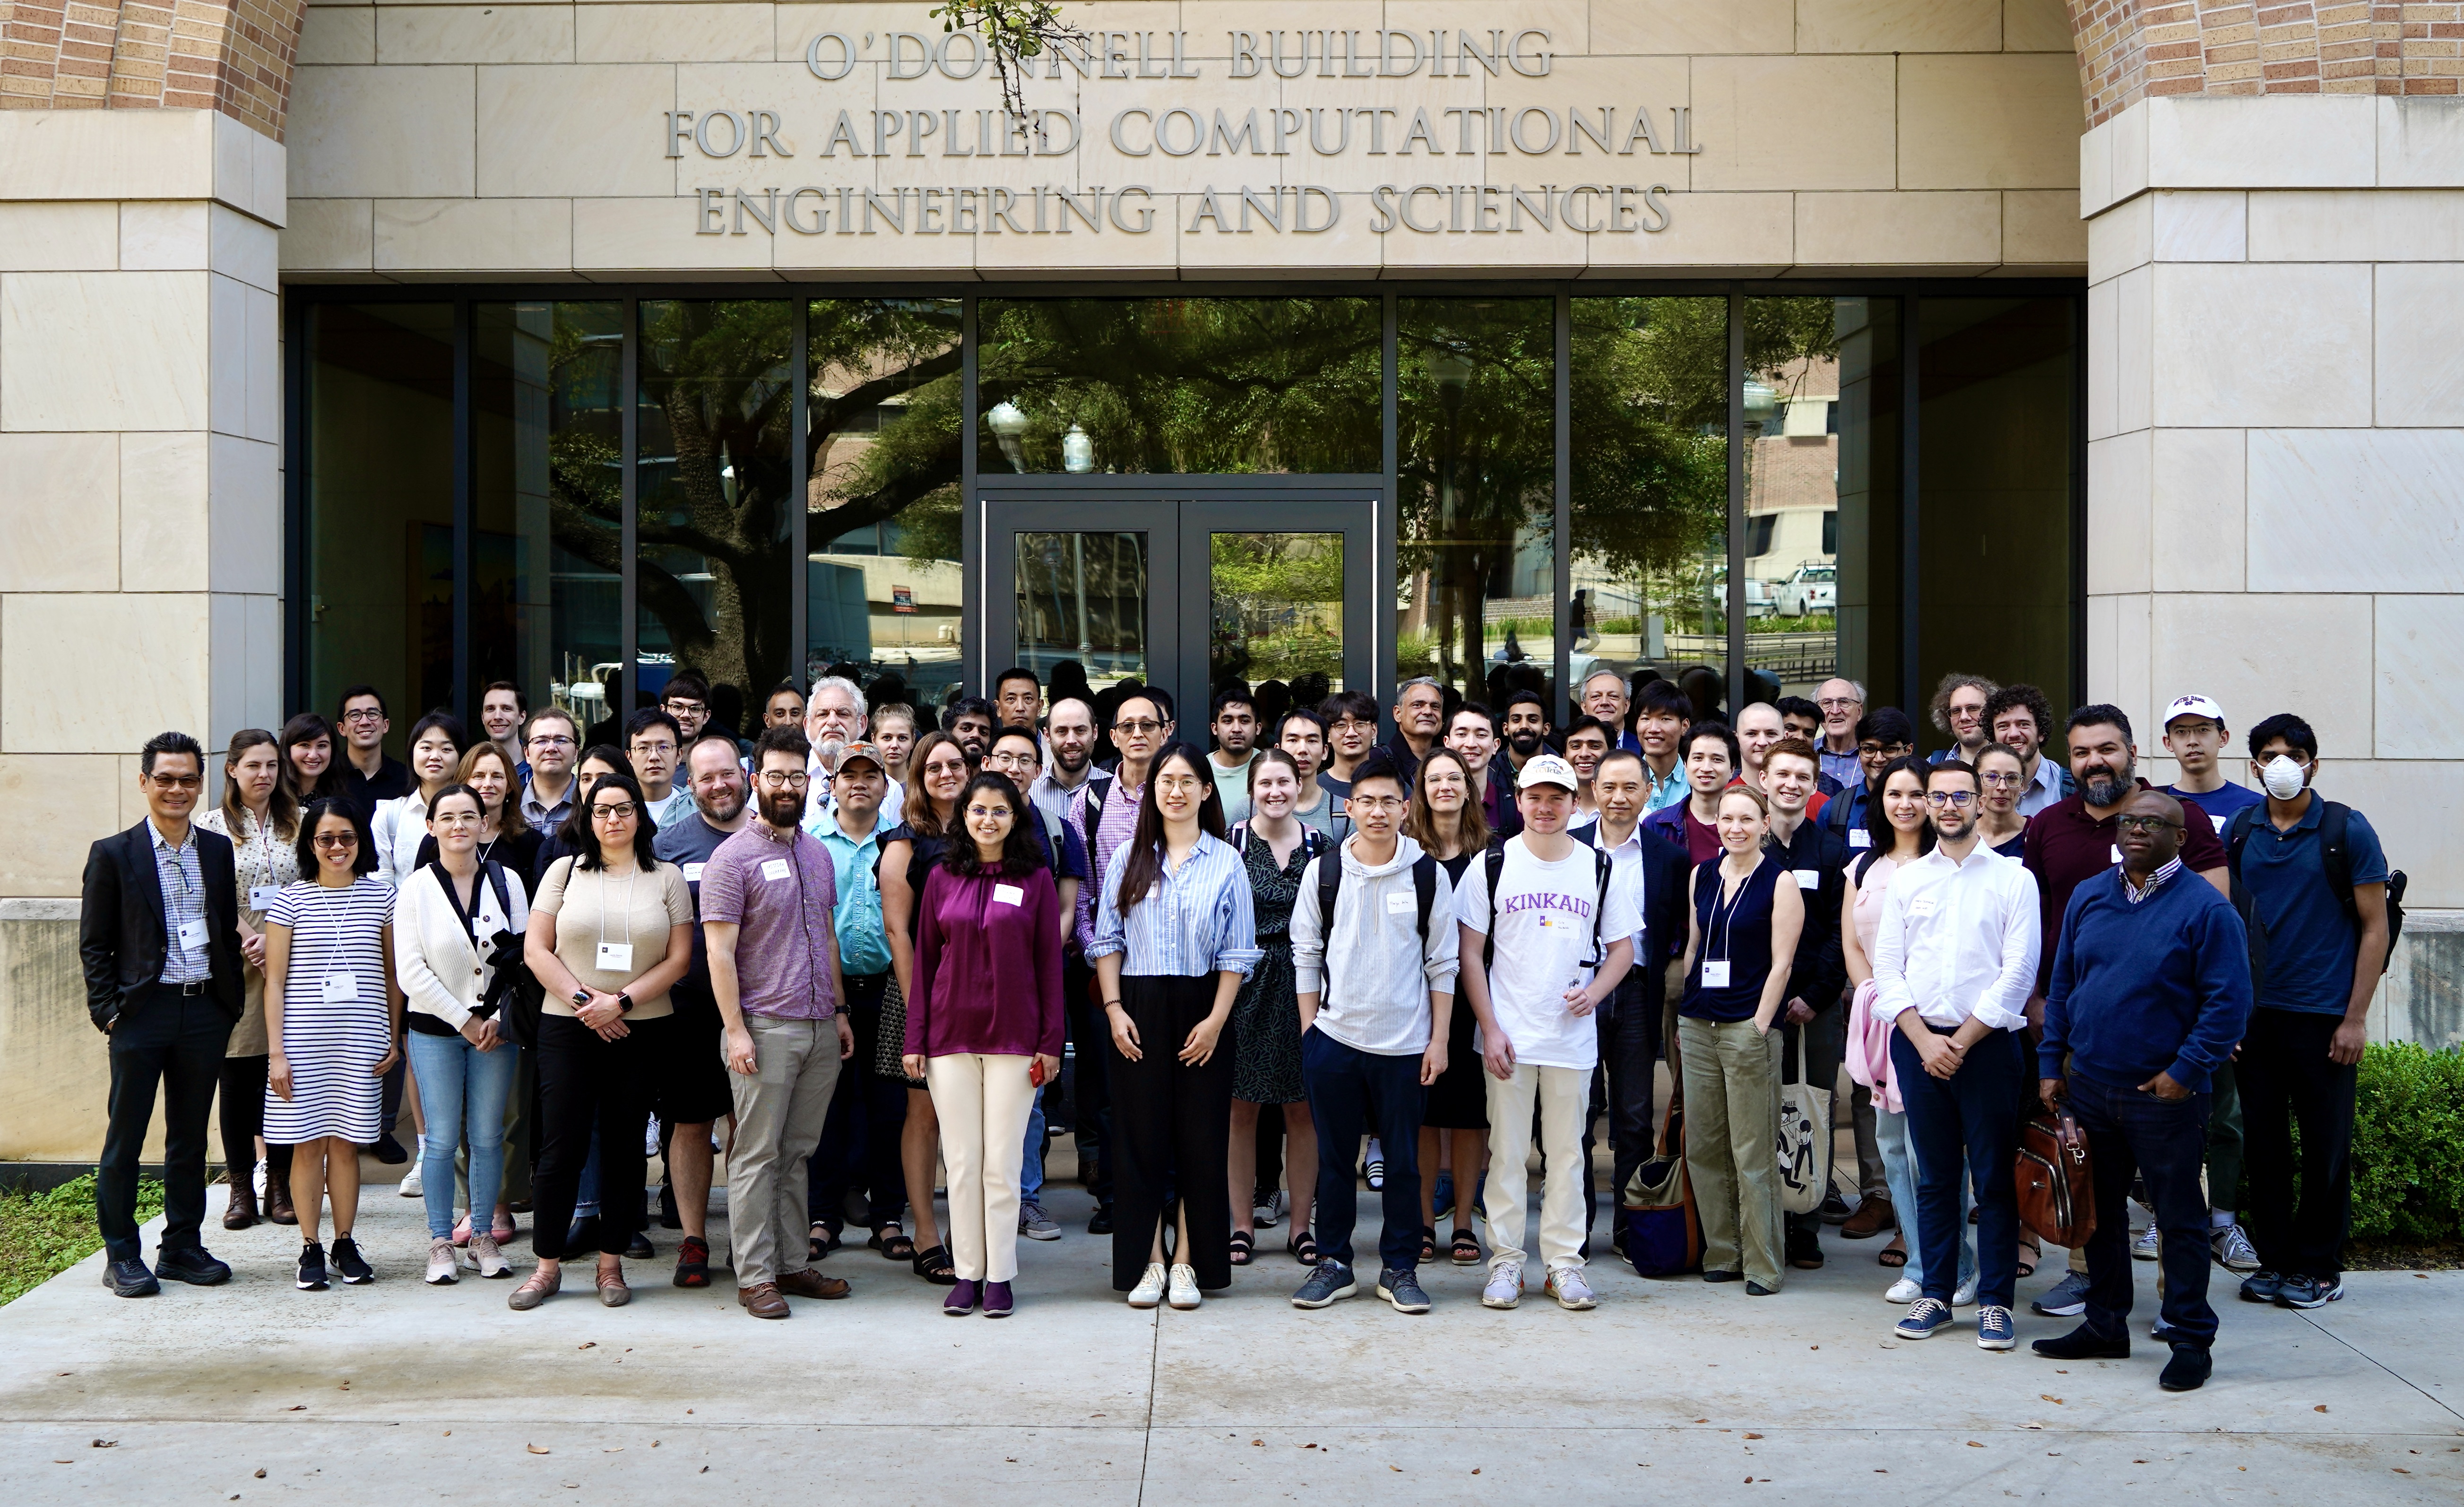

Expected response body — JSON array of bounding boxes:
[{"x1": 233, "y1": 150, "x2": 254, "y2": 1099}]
[
  {"x1": 1892, "y1": 1026, "x2": 2025, "y2": 1309},
  {"x1": 407, "y1": 1029, "x2": 521, "y2": 1241},
  {"x1": 2069, "y1": 1074, "x2": 2218, "y2": 1347},
  {"x1": 1875, "y1": 1105, "x2": 1975, "y2": 1292},
  {"x1": 1021, "y1": 1085, "x2": 1047, "y2": 1203},
  {"x1": 1301, "y1": 1030, "x2": 1426, "y2": 1275}
]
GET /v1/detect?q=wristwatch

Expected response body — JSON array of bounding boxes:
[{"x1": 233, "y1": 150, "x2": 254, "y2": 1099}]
[
  {"x1": 570, "y1": 989, "x2": 590, "y2": 1008},
  {"x1": 616, "y1": 991, "x2": 634, "y2": 1014}
]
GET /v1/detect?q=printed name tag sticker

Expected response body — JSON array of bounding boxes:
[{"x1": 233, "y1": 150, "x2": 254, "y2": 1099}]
[
  {"x1": 993, "y1": 883, "x2": 1025, "y2": 907},
  {"x1": 1795, "y1": 869, "x2": 1821, "y2": 890},
  {"x1": 682, "y1": 862, "x2": 706, "y2": 882},
  {"x1": 1909, "y1": 898, "x2": 1938, "y2": 918},
  {"x1": 1848, "y1": 829, "x2": 1872, "y2": 849},
  {"x1": 1385, "y1": 892, "x2": 1414, "y2": 914},
  {"x1": 761, "y1": 858, "x2": 792, "y2": 882}
]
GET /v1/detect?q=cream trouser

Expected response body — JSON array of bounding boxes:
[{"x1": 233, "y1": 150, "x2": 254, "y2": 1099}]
[
  {"x1": 925, "y1": 1053, "x2": 1037, "y2": 1283},
  {"x1": 1483, "y1": 1061, "x2": 1591, "y2": 1273},
  {"x1": 726, "y1": 1015, "x2": 843, "y2": 1288}
]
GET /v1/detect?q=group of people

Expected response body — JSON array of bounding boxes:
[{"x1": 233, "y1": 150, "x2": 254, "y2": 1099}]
[{"x1": 79, "y1": 662, "x2": 2394, "y2": 1390}]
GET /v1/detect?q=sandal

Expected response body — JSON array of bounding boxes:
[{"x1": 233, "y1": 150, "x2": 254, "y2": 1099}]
[
  {"x1": 913, "y1": 1243, "x2": 958, "y2": 1286},
  {"x1": 1228, "y1": 1230, "x2": 1254, "y2": 1267},
  {"x1": 2016, "y1": 1235, "x2": 2040, "y2": 1279},
  {"x1": 1287, "y1": 1228, "x2": 1318, "y2": 1266},
  {"x1": 1878, "y1": 1234, "x2": 1909, "y2": 1269},
  {"x1": 1419, "y1": 1225, "x2": 1438, "y2": 1264},
  {"x1": 1451, "y1": 1227, "x2": 1483, "y2": 1266},
  {"x1": 809, "y1": 1222, "x2": 840, "y2": 1262},
  {"x1": 870, "y1": 1224, "x2": 917, "y2": 1263}
]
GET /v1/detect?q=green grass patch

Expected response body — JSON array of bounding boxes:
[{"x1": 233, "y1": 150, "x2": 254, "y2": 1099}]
[{"x1": 0, "y1": 1173, "x2": 164, "y2": 1306}]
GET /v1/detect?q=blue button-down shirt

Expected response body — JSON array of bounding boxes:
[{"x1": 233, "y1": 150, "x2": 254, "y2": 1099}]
[
  {"x1": 1089, "y1": 830, "x2": 1262, "y2": 979},
  {"x1": 151, "y1": 818, "x2": 210, "y2": 983},
  {"x1": 1641, "y1": 760, "x2": 1689, "y2": 816},
  {"x1": 813, "y1": 817, "x2": 894, "y2": 977}
]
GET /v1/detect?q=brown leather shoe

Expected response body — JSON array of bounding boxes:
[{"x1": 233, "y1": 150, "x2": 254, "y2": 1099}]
[
  {"x1": 1839, "y1": 1196, "x2": 1895, "y2": 1240},
  {"x1": 738, "y1": 1281, "x2": 790, "y2": 1318},
  {"x1": 223, "y1": 1179, "x2": 259, "y2": 1231},
  {"x1": 776, "y1": 1268, "x2": 851, "y2": 1300},
  {"x1": 265, "y1": 1175, "x2": 297, "y2": 1226}
]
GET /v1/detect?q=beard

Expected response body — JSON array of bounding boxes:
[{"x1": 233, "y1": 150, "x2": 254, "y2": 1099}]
[
  {"x1": 761, "y1": 789, "x2": 804, "y2": 827},
  {"x1": 1506, "y1": 730, "x2": 1543, "y2": 759},
  {"x1": 700, "y1": 788, "x2": 746, "y2": 824},
  {"x1": 2080, "y1": 758, "x2": 2135, "y2": 807}
]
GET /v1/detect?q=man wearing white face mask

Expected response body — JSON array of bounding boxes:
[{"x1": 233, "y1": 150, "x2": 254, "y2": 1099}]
[{"x1": 2221, "y1": 714, "x2": 2394, "y2": 1314}]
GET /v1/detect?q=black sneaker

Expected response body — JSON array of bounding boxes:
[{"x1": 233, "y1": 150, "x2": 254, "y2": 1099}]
[
  {"x1": 101, "y1": 1257, "x2": 159, "y2": 1298},
  {"x1": 296, "y1": 1242, "x2": 329, "y2": 1292},
  {"x1": 2275, "y1": 1274, "x2": 2343, "y2": 1309},
  {"x1": 2239, "y1": 1269, "x2": 2287, "y2": 1304},
  {"x1": 1290, "y1": 1261, "x2": 1358, "y2": 1309},
  {"x1": 2159, "y1": 1343, "x2": 2213, "y2": 1392},
  {"x1": 369, "y1": 1134, "x2": 411, "y2": 1165},
  {"x1": 657, "y1": 1183, "x2": 682, "y2": 1230},
  {"x1": 155, "y1": 1246, "x2": 232, "y2": 1286},
  {"x1": 1376, "y1": 1267, "x2": 1431, "y2": 1314},
  {"x1": 331, "y1": 1236, "x2": 374, "y2": 1285}
]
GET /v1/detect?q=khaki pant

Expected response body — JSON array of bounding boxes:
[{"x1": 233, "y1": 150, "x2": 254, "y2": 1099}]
[
  {"x1": 1484, "y1": 1062, "x2": 1591, "y2": 1273},
  {"x1": 924, "y1": 1053, "x2": 1037, "y2": 1283},
  {"x1": 1679, "y1": 1016, "x2": 1784, "y2": 1290},
  {"x1": 726, "y1": 1015, "x2": 844, "y2": 1288}
]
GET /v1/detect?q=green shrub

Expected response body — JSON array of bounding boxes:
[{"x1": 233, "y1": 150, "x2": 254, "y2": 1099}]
[
  {"x1": 2351, "y1": 1042, "x2": 2464, "y2": 1244},
  {"x1": 0, "y1": 1173, "x2": 165, "y2": 1306}
]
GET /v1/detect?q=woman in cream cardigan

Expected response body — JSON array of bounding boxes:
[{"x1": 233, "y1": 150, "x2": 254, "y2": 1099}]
[{"x1": 394, "y1": 782, "x2": 530, "y2": 1285}]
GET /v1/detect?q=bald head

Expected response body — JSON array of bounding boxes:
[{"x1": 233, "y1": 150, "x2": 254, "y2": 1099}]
[{"x1": 2116, "y1": 788, "x2": 2186, "y2": 876}]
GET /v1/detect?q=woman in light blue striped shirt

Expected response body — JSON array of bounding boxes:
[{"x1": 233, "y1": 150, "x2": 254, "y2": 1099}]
[{"x1": 1090, "y1": 743, "x2": 1261, "y2": 1311}]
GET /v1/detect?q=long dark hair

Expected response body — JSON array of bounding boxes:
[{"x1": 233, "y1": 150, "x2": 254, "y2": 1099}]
[
  {"x1": 554, "y1": 744, "x2": 632, "y2": 854},
  {"x1": 1403, "y1": 746, "x2": 1491, "y2": 859},
  {"x1": 220, "y1": 728, "x2": 300, "y2": 843},
  {"x1": 943, "y1": 773, "x2": 1046, "y2": 879},
  {"x1": 575, "y1": 769, "x2": 661, "y2": 871},
  {"x1": 278, "y1": 713, "x2": 343, "y2": 802},
  {"x1": 294, "y1": 798, "x2": 377, "y2": 878},
  {"x1": 903, "y1": 729, "x2": 967, "y2": 840},
  {"x1": 1870, "y1": 753, "x2": 1938, "y2": 860},
  {"x1": 1114, "y1": 743, "x2": 1227, "y2": 916}
]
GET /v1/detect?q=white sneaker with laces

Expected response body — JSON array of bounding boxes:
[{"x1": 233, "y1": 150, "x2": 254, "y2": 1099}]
[
  {"x1": 1127, "y1": 1262, "x2": 1167, "y2": 1309},
  {"x1": 1482, "y1": 1261, "x2": 1524, "y2": 1309},
  {"x1": 1953, "y1": 1274, "x2": 1979, "y2": 1307},
  {"x1": 2132, "y1": 1223, "x2": 2160, "y2": 1261},
  {"x1": 398, "y1": 1163, "x2": 424, "y2": 1199},
  {"x1": 2211, "y1": 1223, "x2": 2258, "y2": 1272},
  {"x1": 1546, "y1": 1266, "x2": 1597, "y2": 1311},
  {"x1": 424, "y1": 1237, "x2": 458, "y2": 1285},
  {"x1": 466, "y1": 1231, "x2": 511, "y2": 1278},
  {"x1": 1885, "y1": 1276, "x2": 1922, "y2": 1303},
  {"x1": 1167, "y1": 1263, "x2": 1202, "y2": 1309}
]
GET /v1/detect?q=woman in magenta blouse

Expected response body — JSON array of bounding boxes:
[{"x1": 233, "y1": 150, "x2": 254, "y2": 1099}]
[{"x1": 902, "y1": 771, "x2": 1065, "y2": 1318}]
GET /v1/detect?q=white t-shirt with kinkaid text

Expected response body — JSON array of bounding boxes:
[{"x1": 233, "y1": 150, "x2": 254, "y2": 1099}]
[{"x1": 1454, "y1": 836, "x2": 1640, "y2": 1072}]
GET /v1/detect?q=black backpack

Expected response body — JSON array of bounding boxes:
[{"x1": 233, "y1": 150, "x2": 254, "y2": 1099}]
[
  {"x1": 2223, "y1": 800, "x2": 2406, "y2": 980},
  {"x1": 1480, "y1": 837, "x2": 1615, "y2": 970}
]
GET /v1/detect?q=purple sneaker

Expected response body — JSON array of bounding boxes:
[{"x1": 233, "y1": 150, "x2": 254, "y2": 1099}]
[
  {"x1": 943, "y1": 1278, "x2": 980, "y2": 1316},
  {"x1": 982, "y1": 1280, "x2": 1013, "y2": 1318}
]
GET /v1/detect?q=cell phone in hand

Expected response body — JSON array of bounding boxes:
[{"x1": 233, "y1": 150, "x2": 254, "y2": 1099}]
[{"x1": 1029, "y1": 1057, "x2": 1047, "y2": 1088}]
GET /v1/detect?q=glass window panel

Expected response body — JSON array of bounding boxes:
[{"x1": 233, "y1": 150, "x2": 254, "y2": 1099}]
[
  {"x1": 1918, "y1": 297, "x2": 2077, "y2": 733},
  {"x1": 1013, "y1": 531, "x2": 1150, "y2": 694},
  {"x1": 1397, "y1": 297, "x2": 1556, "y2": 713},
  {"x1": 978, "y1": 297, "x2": 1380, "y2": 474},
  {"x1": 307, "y1": 302, "x2": 455, "y2": 744},
  {"x1": 804, "y1": 297, "x2": 965, "y2": 718},
  {"x1": 637, "y1": 299, "x2": 794, "y2": 739},
  {"x1": 1744, "y1": 297, "x2": 1905, "y2": 728},
  {"x1": 474, "y1": 301, "x2": 623, "y2": 734},
  {"x1": 1568, "y1": 296, "x2": 1729, "y2": 721},
  {"x1": 1211, "y1": 532, "x2": 1343, "y2": 697}
]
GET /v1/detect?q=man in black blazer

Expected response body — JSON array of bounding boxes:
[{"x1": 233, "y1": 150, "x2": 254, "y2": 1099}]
[
  {"x1": 1582, "y1": 748, "x2": 1694, "y2": 1249},
  {"x1": 80, "y1": 731, "x2": 245, "y2": 1296}
]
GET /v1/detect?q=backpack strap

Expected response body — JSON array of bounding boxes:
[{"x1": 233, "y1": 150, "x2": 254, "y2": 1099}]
[
  {"x1": 1412, "y1": 854, "x2": 1437, "y2": 944},
  {"x1": 482, "y1": 859, "x2": 513, "y2": 930},
  {"x1": 1589, "y1": 844, "x2": 1614, "y2": 968},
  {"x1": 1084, "y1": 772, "x2": 1108, "y2": 831},
  {"x1": 1481, "y1": 838, "x2": 1507, "y2": 970},
  {"x1": 2319, "y1": 800, "x2": 2358, "y2": 932}
]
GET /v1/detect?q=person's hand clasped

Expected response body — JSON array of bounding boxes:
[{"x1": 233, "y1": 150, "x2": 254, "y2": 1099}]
[
  {"x1": 1784, "y1": 998, "x2": 1815, "y2": 1026},
  {"x1": 1918, "y1": 1032, "x2": 1966, "y2": 1080},
  {"x1": 1481, "y1": 1030, "x2": 1517, "y2": 1082},
  {"x1": 460, "y1": 1015, "x2": 501, "y2": 1052},
  {"x1": 370, "y1": 1038, "x2": 400, "y2": 1077},
  {"x1": 577, "y1": 990, "x2": 630, "y2": 1041},
  {"x1": 241, "y1": 932, "x2": 267, "y2": 971},
  {"x1": 1420, "y1": 1036, "x2": 1448, "y2": 1087},
  {"x1": 2328, "y1": 1019, "x2": 2367, "y2": 1068},
  {"x1": 900, "y1": 1053, "x2": 927, "y2": 1081}
]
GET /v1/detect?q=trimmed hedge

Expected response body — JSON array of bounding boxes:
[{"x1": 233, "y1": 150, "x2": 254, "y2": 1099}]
[{"x1": 2352, "y1": 1042, "x2": 2464, "y2": 1244}]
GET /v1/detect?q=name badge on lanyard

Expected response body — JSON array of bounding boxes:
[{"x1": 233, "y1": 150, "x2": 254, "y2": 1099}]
[
  {"x1": 597, "y1": 942, "x2": 635, "y2": 972},
  {"x1": 1700, "y1": 959, "x2": 1733, "y2": 988},
  {"x1": 249, "y1": 884, "x2": 283, "y2": 913},
  {"x1": 321, "y1": 972, "x2": 361, "y2": 1003},
  {"x1": 176, "y1": 917, "x2": 211, "y2": 951}
]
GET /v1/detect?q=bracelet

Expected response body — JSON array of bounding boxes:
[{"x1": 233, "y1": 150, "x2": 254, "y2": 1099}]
[{"x1": 1103, "y1": 999, "x2": 1123, "y2": 1009}]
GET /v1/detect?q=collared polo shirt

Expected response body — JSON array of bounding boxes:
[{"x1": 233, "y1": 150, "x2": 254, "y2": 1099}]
[{"x1": 2239, "y1": 796, "x2": 2387, "y2": 1016}]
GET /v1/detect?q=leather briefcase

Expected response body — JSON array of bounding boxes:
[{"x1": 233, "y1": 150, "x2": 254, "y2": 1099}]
[{"x1": 2014, "y1": 1112, "x2": 2096, "y2": 1249}]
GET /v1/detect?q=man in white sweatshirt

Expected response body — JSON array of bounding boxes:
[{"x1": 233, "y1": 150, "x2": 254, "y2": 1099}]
[{"x1": 1288, "y1": 749, "x2": 1461, "y2": 1315}]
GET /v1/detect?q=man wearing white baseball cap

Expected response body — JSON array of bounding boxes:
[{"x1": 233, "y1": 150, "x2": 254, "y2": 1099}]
[
  {"x1": 1454, "y1": 752, "x2": 1639, "y2": 1312},
  {"x1": 2157, "y1": 694, "x2": 2265, "y2": 1276}
]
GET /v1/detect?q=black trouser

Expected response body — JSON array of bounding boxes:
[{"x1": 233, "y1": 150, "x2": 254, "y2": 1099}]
[
  {"x1": 100, "y1": 985, "x2": 233, "y2": 1262},
  {"x1": 1586, "y1": 971, "x2": 1660, "y2": 1239},
  {"x1": 2240, "y1": 1008, "x2": 2358, "y2": 1282},
  {"x1": 2070, "y1": 1074, "x2": 2218, "y2": 1347},
  {"x1": 811, "y1": 972, "x2": 907, "y2": 1229},
  {"x1": 1303, "y1": 1032, "x2": 1427, "y2": 1275},
  {"x1": 1063, "y1": 949, "x2": 1112, "y2": 1206},
  {"x1": 1108, "y1": 975, "x2": 1233, "y2": 1291},
  {"x1": 1781, "y1": 1003, "x2": 1848, "y2": 1239},
  {"x1": 530, "y1": 1012, "x2": 664, "y2": 1260},
  {"x1": 216, "y1": 1053, "x2": 292, "y2": 1192}
]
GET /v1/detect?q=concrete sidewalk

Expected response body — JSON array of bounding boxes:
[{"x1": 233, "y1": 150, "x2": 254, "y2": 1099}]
[{"x1": 0, "y1": 1174, "x2": 2456, "y2": 1505}]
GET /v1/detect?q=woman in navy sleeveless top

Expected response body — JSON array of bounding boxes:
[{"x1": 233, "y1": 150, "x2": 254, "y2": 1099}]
[{"x1": 1676, "y1": 784, "x2": 1805, "y2": 1296}]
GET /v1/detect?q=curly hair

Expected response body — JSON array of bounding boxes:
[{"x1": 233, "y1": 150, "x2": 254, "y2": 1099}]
[{"x1": 1928, "y1": 672, "x2": 1999, "y2": 736}]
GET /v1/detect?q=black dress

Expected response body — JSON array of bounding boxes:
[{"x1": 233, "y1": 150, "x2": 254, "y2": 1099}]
[
  {"x1": 1420, "y1": 847, "x2": 1490, "y2": 1130},
  {"x1": 874, "y1": 825, "x2": 948, "y2": 1089},
  {"x1": 1229, "y1": 828, "x2": 1316, "y2": 1106}
]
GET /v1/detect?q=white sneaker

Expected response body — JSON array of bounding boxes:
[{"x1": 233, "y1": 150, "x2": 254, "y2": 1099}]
[
  {"x1": 2132, "y1": 1223, "x2": 2160, "y2": 1261},
  {"x1": 466, "y1": 1231, "x2": 511, "y2": 1279},
  {"x1": 1167, "y1": 1263, "x2": 1202, "y2": 1310},
  {"x1": 1885, "y1": 1275, "x2": 1923, "y2": 1303},
  {"x1": 398, "y1": 1163, "x2": 424, "y2": 1199},
  {"x1": 424, "y1": 1237, "x2": 458, "y2": 1285},
  {"x1": 1546, "y1": 1266, "x2": 1597, "y2": 1310},
  {"x1": 2210, "y1": 1223, "x2": 2259, "y2": 1273},
  {"x1": 1482, "y1": 1261, "x2": 1524, "y2": 1309},
  {"x1": 1127, "y1": 1262, "x2": 1167, "y2": 1309},
  {"x1": 1953, "y1": 1274, "x2": 1979, "y2": 1307}
]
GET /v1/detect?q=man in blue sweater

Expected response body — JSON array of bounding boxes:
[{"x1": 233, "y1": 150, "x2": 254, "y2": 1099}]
[{"x1": 2032, "y1": 789, "x2": 2251, "y2": 1393}]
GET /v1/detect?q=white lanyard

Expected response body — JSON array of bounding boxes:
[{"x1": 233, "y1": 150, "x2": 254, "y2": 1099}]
[
  {"x1": 597, "y1": 866, "x2": 639, "y2": 956},
  {"x1": 310, "y1": 878, "x2": 362, "y2": 1001}
]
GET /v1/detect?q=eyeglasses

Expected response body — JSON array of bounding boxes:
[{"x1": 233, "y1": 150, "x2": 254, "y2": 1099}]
[
  {"x1": 1349, "y1": 795, "x2": 1404, "y2": 813},
  {"x1": 1331, "y1": 717, "x2": 1376, "y2": 731},
  {"x1": 986, "y1": 750, "x2": 1038, "y2": 771},
  {"x1": 1818, "y1": 697, "x2": 1862, "y2": 712},
  {"x1": 1858, "y1": 743, "x2": 1907, "y2": 758},
  {"x1": 312, "y1": 832, "x2": 358, "y2": 849},
  {"x1": 663, "y1": 699, "x2": 707, "y2": 714},
  {"x1": 433, "y1": 811, "x2": 483, "y2": 827},
  {"x1": 630, "y1": 741, "x2": 676, "y2": 757},
  {"x1": 2115, "y1": 815, "x2": 2182, "y2": 834},
  {"x1": 756, "y1": 770, "x2": 810, "y2": 789},
  {"x1": 147, "y1": 774, "x2": 205, "y2": 790},
  {"x1": 590, "y1": 802, "x2": 639, "y2": 820},
  {"x1": 1113, "y1": 718, "x2": 1164, "y2": 736},
  {"x1": 1980, "y1": 771, "x2": 2023, "y2": 787},
  {"x1": 964, "y1": 804, "x2": 1013, "y2": 821},
  {"x1": 1925, "y1": 790, "x2": 1976, "y2": 808},
  {"x1": 528, "y1": 734, "x2": 576, "y2": 749},
  {"x1": 341, "y1": 708, "x2": 385, "y2": 723}
]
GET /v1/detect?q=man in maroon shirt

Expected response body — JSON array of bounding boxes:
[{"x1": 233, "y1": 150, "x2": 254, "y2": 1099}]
[{"x1": 2021, "y1": 703, "x2": 2229, "y2": 1320}]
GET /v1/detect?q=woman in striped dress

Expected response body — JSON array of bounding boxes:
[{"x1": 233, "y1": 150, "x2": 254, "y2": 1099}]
[
  {"x1": 264, "y1": 798, "x2": 403, "y2": 1292},
  {"x1": 195, "y1": 728, "x2": 301, "y2": 1229}
]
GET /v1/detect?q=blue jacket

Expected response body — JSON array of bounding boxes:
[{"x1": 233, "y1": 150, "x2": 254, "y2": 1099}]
[{"x1": 2041, "y1": 867, "x2": 2253, "y2": 1094}]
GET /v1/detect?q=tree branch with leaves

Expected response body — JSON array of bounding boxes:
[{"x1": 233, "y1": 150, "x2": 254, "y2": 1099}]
[{"x1": 928, "y1": 0, "x2": 1091, "y2": 127}]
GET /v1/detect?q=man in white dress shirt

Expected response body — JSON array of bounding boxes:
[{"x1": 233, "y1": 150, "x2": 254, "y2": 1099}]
[{"x1": 1871, "y1": 758, "x2": 2042, "y2": 1353}]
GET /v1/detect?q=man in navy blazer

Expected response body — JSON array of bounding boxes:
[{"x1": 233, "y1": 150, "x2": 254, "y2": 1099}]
[
  {"x1": 79, "y1": 731, "x2": 245, "y2": 1297},
  {"x1": 1584, "y1": 748, "x2": 1694, "y2": 1249}
]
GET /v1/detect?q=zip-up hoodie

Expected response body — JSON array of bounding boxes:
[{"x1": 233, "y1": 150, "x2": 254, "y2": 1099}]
[{"x1": 1290, "y1": 832, "x2": 1461, "y2": 1056}]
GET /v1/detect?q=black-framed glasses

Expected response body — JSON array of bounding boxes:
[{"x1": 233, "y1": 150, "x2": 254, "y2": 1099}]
[
  {"x1": 341, "y1": 708, "x2": 385, "y2": 723},
  {"x1": 590, "y1": 802, "x2": 639, "y2": 820},
  {"x1": 755, "y1": 771, "x2": 809, "y2": 789},
  {"x1": 1925, "y1": 790, "x2": 1975, "y2": 808},
  {"x1": 2115, "y1": 815, "x2": 2182, "y2": 834}
]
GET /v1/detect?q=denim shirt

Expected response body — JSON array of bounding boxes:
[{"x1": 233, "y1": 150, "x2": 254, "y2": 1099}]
[{"x1": 815, "y1": 818, "x2": 894, "y2": 977}]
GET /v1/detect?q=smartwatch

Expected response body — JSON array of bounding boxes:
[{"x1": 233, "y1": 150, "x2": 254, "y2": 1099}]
[
  {"x1": 615, "y1": 991, "x2": 635, "y2": 1014},
  {"x1": 570, "y1": 989, "x2": 590, "y2": 1008}
]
